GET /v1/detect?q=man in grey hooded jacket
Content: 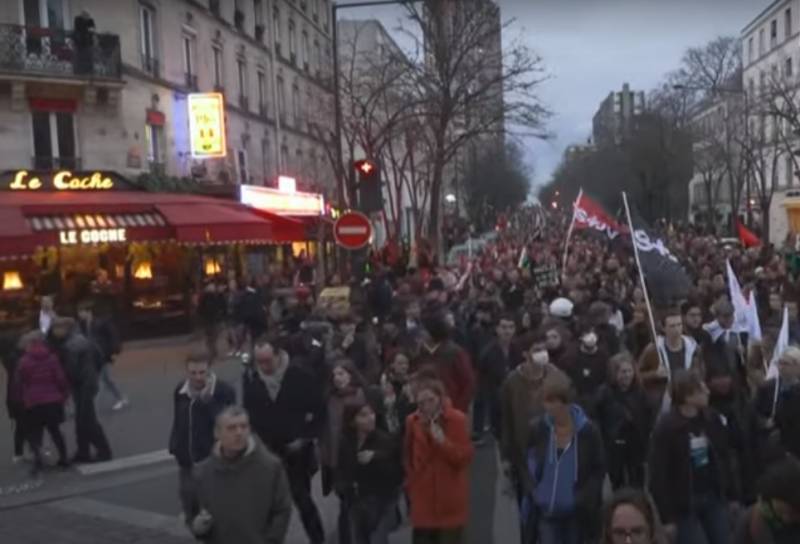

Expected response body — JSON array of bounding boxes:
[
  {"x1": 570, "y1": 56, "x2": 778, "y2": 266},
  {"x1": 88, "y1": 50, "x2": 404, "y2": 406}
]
[{"x1": 189, "y1": 406, "x2": 292, "y2": 544}]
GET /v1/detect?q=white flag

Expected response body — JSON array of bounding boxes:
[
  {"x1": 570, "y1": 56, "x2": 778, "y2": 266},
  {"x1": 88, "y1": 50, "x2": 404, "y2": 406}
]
[
  {"x1": 726, "y1": 260, "x2": 749, "y2": 334},
  {"x1": 518, "y1": 247, "x2": 528, "y2": 269},
  {"x1": 747, "y1": 290, "x2": 763, "y2": 342},
  {"x1": 767, "y1": 307, "x2": 789, "y2": 380}
]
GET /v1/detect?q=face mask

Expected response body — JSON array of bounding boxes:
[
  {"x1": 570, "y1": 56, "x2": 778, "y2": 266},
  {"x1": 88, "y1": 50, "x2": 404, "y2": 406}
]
[
  {"x1": 582, "y1": 332, "x2": 598, "y2": 348},
  {"x1": 531, "y1": 351, "x2": 549, "y2": 365}
]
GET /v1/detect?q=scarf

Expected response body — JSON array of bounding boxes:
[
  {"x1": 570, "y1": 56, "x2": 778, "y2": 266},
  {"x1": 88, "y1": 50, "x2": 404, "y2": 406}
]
[{"x1": 257, "y1": 353, "x2": 289, "y2": 401}]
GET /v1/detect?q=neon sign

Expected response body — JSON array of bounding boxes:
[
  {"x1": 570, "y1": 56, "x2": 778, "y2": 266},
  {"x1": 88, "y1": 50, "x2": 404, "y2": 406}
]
[
  {"x1": 10, "y1": 170, "x2": 114, "y2": 191},
  {"x1": 59, "y1": 228, "x2": 127, "y2": 245},
  {"x1": 240, "y1": 185, "x2": 324, "y2": 216},
  {"x1": 188, "y1": 93, "x2": 227, "y2": 158}
]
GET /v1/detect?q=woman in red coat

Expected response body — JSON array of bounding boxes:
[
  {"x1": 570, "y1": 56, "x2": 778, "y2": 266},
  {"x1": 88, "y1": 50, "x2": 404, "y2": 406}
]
[
  {"x1": 404, "y1": 379, "x2": 474, "y2": 544},
  {"x1": 15, "y1": 330, "x2": 70, "y2": 473}
]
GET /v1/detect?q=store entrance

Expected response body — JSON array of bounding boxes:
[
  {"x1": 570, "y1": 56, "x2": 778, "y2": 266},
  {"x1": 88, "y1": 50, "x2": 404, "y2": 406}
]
[{"x1": 57, "y1": 244, "x2": 125, "y2": 319}]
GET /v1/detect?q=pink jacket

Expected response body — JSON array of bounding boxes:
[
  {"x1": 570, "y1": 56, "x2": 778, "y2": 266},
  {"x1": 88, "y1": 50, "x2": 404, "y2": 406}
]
[{"x1": 15, "y1": 342, "x2": 70, "y2": 409}]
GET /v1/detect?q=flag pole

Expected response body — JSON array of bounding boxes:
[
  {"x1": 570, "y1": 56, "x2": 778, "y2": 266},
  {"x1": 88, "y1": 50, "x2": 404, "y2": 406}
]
[
  {"x1": 622, "y1": 191, "x2": 662, "y2": 365},
  {"x1": 561, "y1": 188, "x2": 582, "y2": 272}
]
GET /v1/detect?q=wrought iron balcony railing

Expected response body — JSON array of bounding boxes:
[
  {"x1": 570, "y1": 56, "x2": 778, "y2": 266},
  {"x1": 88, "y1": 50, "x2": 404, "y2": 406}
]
[{"x1": 0, "y1": 24, "x2": 122, "y2": 80}]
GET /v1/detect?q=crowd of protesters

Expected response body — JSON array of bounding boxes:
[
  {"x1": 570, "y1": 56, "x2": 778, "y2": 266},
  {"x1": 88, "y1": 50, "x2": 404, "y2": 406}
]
[{"x1": 6, "y1": 205, "x2": 800, "y2": 544}]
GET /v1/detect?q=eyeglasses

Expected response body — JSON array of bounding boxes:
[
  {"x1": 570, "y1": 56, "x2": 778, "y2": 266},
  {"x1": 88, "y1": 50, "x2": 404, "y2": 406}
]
[{"x1": 610, "y1": 527, "x2": 649, "y2": 543}]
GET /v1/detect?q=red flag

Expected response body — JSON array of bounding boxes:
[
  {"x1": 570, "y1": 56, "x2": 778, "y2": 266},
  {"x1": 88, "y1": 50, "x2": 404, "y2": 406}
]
[
  {"x1": 736, "y1": 219, "x2": 761, "y2": 248},
  {"x1": 573, "y1": 192, "x2": 626, "y2": 239}
]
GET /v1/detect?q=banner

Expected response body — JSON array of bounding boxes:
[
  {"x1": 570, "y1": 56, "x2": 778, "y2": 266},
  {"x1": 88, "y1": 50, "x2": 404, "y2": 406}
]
[
  {"x1": 625, "y1": 199, "x2": 692, "y2": 306},
  {"x1": 726, "y1": 260, "x2": 763, "y2": 341},
  {"x1": 573, "y1": 192, "x2": 625, "y2": 239}
]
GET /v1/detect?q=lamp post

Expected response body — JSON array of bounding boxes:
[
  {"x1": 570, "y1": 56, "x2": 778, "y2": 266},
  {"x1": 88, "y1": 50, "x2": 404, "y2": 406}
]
[{"x1": 673, "y1": 83, "x2": 753, "y2": 231}]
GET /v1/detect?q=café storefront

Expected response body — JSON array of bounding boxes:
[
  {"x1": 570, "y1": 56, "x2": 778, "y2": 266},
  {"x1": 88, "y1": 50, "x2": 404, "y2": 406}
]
[{"x1": 0, "y1": 169, "x2": 307, "y2": 336}]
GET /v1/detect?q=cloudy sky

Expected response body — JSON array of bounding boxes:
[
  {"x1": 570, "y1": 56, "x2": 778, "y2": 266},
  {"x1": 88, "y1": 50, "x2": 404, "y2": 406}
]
[{"x1": 354, "y1": 0, "x2": 773, "y2": 193}]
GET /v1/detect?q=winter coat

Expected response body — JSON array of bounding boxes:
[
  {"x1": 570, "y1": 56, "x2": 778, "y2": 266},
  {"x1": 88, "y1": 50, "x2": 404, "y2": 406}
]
[
  {"x1": 568, "y1": 348, "x2": 609, "y2": 415},
  {"x1": 197, "y1": 292, "x2": 226, "y2": 326},
  {"x1": 404, "y1": 403, "x2": 474, "y2": 529},
  {"x1": 242, "y1": 359, "x2": 325, "y2": 458},
  {"x1": 500, "y1": 363, "x2": 566, "y2": 494},
  {"x1": 79, "y1": 316, "x2": 120, "y2": 367},
  {"x1": 319, "y1": 387, "x2": 366, "y2": 470},
  {"x1": 477, "y1": 340, "x2": 524, "y2": 388},
  {"x1": 336, "y1": 428, "x2": 403, "y2": 501},
  {"x1": 168, "y1": 375, "x2": 236, "y2": 468},
  {"x1": 15, "y1": 341, "x2": 69, "y2": 409},
  {"x1": 526, "y1": 404, "x2": 606, "y2": 538},
  {"x1": 414, "y1": 340, "x2": 475, "y2": 412},
  {"x1": 594, "y1": 383, "x2": 652, "y2": 461},
  {"x1": 191, "y1": 436, "x2": 292, "y2": 544},
  {"x1": 51, "y1": 327, "x2": 99, "y2": 397},
  {"x1": 754, "y1": 378, "x2": 800, "y2": 461},
  {"x1": 648, "y1": 408, "x2": 734, "y2": 524}
]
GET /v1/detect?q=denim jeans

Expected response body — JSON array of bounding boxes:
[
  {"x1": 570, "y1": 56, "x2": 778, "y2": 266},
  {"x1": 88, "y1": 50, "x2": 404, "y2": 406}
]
[
  {"x1": 99, "y1": 364, "x2": 123, "y2": 402},
  {"x1": 676, "y1": 493, "x2": 729, "y2": 544},
  {"x1": 538, "y1": 515, "x2": 581, "y2": 544},
  {"x1": 472, "y1": 384, "x2": 502, "y2": 438}
]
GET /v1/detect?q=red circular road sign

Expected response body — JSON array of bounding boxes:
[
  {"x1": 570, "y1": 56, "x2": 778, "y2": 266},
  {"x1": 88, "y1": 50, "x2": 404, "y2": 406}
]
[{"x1": 334, "y1": 211, "x2": 373, "y2": 250}]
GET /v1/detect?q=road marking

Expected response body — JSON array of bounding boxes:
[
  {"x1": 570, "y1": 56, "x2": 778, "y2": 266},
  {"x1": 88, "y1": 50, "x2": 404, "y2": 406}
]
[
  {"x1": 54, "y1": 497, "x2": 189, "y2": 538},
  {"x1": 337, "y1": 226, "x2": 368, "y2": 235},
  {"x1": 75, "y1": 449, "x2": 172, "y2": 476}
]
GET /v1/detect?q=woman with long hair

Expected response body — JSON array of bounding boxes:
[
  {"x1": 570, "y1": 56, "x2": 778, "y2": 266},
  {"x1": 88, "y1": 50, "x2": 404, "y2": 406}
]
[{"x1": 601, "y1": 488, "x2": 667, "y2": 544}]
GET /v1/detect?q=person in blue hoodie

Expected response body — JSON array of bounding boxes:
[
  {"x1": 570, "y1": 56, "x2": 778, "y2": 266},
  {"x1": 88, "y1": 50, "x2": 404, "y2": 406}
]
[{"x1": 523, "y1": 371, "x2": 606, "y2": 544}]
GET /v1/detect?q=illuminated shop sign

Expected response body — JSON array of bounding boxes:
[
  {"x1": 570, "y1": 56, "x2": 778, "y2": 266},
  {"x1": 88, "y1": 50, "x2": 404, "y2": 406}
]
[
  {"x1": 9, "y1": 170, "x2": 115, "y2": 191},
  {"x1": 240, "y1": 185, "x2": 325, "y2": 216},
  {"x1": 188, "y1": 93, "x2": 227, "y2": 158},
  {"x1": 59, "y1": 228, "x2": 127, "y2": 245}
]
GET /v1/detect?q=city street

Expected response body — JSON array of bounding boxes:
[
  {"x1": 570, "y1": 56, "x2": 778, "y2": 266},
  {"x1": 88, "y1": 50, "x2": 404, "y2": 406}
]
[{"x1": 0, "y1": 335, "x2": 518, "y2": 543}]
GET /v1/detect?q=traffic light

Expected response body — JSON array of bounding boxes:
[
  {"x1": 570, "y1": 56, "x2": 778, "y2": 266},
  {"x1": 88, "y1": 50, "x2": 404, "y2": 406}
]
[{"x1": 353, "y1": 159, "x2": 383, "y2": 213}]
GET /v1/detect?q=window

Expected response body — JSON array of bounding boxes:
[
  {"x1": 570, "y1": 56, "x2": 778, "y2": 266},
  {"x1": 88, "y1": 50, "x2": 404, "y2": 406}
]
[
  {"x1": 237, "y1": 149, "x2": 249, "y2": 184},
  {"x1": 280, "y1": 144, "x2": 288, "y2": 170},
  {"x1": 273, "y1": 7, "x2": 281, "y2": 52},
  {"x1": 257, "y1": 70, "x2": 267, "y2": 115},
  {"x1": 182, "y1": 33, "x2": 196, "y2": 89},
  {"x1": 748, "y1": 37, "x2": 753, "y2": 63},
  {"x1": 277, "y1": 76, "x2": 286, "y2": 121},
  {"x1": 787, "y1": 57, "x2": 794, "y2": 78},
  {"x1": 312, "y1": 0, "x2": 319, "y2": 20},
  {"x1": 787, "y1": 8, "x2": 793, "y2": 38},
  {"x1": 302, "y1": 31, "x2": 309, "y2": 70},
  {"x1": 759, "y1": 28, "x2": 765, "y2": 55},
  {"x1": 292, "y1": 83, "x2": 300, "y2": 126},
  {"x1": 234, "y1": 0, "x2": 244, "y2": 31},
  {"x1": 289, "y1": 20, "x2": 297, "y2": 63},
  {"x1": 261, "y1": 139, "x2": 271, "y2": 182},
  {"x1": 760, "y1": 70, "x2": 766, "y2": 95},
  {"x1": 254, "y1": 0, "x2": 264, "y2": 40},
  {"x1": 788, "y1": 155, "x2": 796, "y2": 187},
  {"x1": 32, "y1": 111, "x2": 77, "y2": 170},
  {"x1": 140, "y1": 4, "x2": 158, "y2": 75},
  {"x1": 314, "y1": 40, "x2": 321, "y2": 76},
  {"x1": 238, "y1": 58, "x2": 248, "y2": 108},
  {"x1": 145, "y1": 123, "x2": 164, "y2": 167},
  {"x1": 213, "y1": 46, "x2": 223, "y2": 89},
  {"x1": 771, "y1": 19, "x2": 778, "y2": 44},
  {"x1": 295, "y1": 149, "x2": 303, "y2": 176}
]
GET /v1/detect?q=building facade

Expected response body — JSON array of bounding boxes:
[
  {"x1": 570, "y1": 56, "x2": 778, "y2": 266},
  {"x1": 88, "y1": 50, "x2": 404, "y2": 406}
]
[
  {"x1": 592, "y1": 82, "x2": 645, "y2": 147},
  {"x1": 0, "y1": 0, "x2": 336, "y2": 197},
  {"x1": 742, "y1": 0, "x2": 800, "y2": 244}
]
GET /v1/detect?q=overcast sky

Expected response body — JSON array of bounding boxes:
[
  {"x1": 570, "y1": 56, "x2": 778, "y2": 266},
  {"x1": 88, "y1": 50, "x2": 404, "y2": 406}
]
[{"x1": 353, "y1": 0, "x2": 773, "y2": 193}]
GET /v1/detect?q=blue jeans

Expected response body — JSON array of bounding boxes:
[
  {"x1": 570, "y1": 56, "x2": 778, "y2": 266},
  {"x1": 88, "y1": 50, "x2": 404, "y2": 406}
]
[
  {"x1": 538, "y1": 515, "x2": 581, "y2": 544},
  {"x1": 99, "y1": 364, "x2": 123, "y2": 402},
  {"x1": 676, "y1": 494, "x2": 729, "y2": 544}
]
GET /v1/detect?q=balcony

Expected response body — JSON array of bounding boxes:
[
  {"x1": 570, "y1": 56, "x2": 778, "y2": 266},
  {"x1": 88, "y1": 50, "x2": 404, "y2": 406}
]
[
  {"x1": 234, "y1": 10, "x2": 245, "y2": 31},
  {"x1": 0, "y1": 24, "x2": 122, "y2": 82},
  {"x1": 33, "y1": 156, "x2": 82, "y2": 170}
]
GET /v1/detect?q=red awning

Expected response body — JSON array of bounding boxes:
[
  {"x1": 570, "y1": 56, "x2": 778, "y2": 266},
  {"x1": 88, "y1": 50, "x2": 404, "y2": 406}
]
[{"x1": 0, "y1": 190, "x2": 308, "y2": 256}]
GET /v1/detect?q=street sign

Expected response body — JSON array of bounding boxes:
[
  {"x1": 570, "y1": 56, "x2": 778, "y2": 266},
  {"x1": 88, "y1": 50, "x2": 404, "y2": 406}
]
[{"x1": 334, "y1": 211, "x2": 372, "y2": 250}]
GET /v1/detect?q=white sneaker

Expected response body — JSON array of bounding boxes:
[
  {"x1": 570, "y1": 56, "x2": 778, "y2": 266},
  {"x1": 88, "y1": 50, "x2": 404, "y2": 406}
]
[{"x1": 112, "y1": 398, "x2": 129, "y2": 411}]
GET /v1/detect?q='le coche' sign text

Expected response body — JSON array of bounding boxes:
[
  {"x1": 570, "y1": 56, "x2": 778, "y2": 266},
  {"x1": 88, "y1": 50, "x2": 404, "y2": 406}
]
[{"x1": 10, "y1": 170, "x2": 115, "y2": 191}]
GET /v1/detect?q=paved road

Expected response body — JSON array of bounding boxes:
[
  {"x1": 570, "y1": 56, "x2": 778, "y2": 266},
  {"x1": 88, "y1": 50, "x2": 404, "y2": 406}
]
[{"x1": 0, "y1": 335, "x2": 520, "y2": 543}]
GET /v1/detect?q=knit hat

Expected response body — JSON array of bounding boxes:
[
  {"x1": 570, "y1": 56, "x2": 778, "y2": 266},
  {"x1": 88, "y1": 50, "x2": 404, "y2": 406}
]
[{"x1": 549, "y1": 297, "x2": 574, "y2": 318}]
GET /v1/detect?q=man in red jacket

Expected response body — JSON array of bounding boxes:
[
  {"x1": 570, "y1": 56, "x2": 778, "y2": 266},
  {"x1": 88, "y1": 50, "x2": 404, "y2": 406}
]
[{"x1": 414, "y1": 310, "x2": 475, "y2": 413}]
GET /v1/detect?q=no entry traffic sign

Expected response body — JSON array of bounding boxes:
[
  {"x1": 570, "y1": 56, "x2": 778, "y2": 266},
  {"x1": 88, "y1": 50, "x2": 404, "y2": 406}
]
[{"x1": 334, "y1": 211, "x2": 372, "y2": 250}]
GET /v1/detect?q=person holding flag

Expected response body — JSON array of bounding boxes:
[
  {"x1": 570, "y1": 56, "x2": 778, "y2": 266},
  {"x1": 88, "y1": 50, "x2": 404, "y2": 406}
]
[{"x1": 754, "y1": 345, "x2": 800, "y2": 466}]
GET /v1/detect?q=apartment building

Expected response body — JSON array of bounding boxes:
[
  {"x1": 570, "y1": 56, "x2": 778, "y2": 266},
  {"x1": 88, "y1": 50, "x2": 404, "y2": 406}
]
[
  {"x1": 0, "y1": 0, "x2": 335, "y2": 196},
  {"x1": 742, "y1": 0, "x2": 800, "y2": 243},
  {"x1": 592, "y1": 82, "x2": 645, "y2": 147}
]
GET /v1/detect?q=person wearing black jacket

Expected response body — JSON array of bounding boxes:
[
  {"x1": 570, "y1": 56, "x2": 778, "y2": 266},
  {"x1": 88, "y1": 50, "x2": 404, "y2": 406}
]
[
  {"x1": 569, "y1": 327, "x2": 609, "y2": 417},
  {"x1": 48, "y1": 317, "x2": 111, "y2": 463},
  {"x1": 243, "y1": 338, "x2": 326, "y2": 544},
  {"x1": 336, "y1": 400, "x2": 402, "y2": 544},
  {"x1": 473, "y1": 314, "x2": 522, "y2": 443},
  {"x1": 78, "y1": 301, "x2": 126, "y2": 411},
  {"x1": 594, "y1": 352, "x2": 652, "y2": 490},
  {"x1": 0, "y1": 328, "x2": 26, "y2": 462},
  {"x1": 196, "y1": 283, "x2": 226, "y2": 360},
  {"x1": 753, "y1": 346, "x2": 800, "y2": 465},
  {"x1": 168, "y1": 350, "x2": 235, "y2": 519},
  {"x1": 649, "y1": 370, "x2": 734, "y2": 544}
]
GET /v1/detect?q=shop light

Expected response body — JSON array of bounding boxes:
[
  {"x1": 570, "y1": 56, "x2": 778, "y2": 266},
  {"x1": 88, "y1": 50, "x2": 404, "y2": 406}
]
[
  {"x1": 278, "y1": 176, "x2": 297, "y2": 193},
  {"x1": 2, "y1": 271, "x2": 23, "y2": 291},
  {"x1": 133, "y1": 262, "x2": 153, "y2": 280},
  {"x1": 204, "y1": 257, "x2": 222, "y2": 276}
]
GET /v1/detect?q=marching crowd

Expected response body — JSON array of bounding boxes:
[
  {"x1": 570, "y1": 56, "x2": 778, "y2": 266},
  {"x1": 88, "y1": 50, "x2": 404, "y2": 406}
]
[{"x1": 4, "y1": 207, "x2": 800, "y2": 544}]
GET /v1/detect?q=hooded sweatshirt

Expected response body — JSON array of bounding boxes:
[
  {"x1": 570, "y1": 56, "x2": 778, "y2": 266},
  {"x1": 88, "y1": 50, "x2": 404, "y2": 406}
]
[{"x1": 532, "y1": 404, "x2": 589, "y2": 517}]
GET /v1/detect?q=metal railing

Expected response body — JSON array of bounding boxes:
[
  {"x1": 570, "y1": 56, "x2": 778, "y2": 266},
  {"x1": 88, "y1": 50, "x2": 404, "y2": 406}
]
[
  {"x1": 0, "y1": 24, "x2": 121, "y2": 80},
  {"x1": 141, "y1": 54, "x2": 159, "y2": 77}
]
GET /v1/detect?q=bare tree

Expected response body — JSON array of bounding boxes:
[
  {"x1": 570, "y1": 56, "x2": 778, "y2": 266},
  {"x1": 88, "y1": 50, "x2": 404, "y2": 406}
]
[{"x1": 393, "y1": 0, "x2": 550, "y2": 258}]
